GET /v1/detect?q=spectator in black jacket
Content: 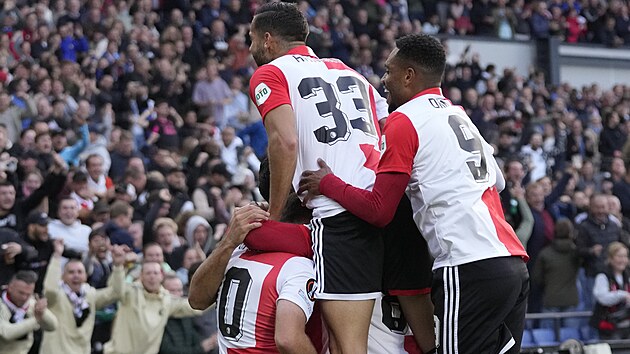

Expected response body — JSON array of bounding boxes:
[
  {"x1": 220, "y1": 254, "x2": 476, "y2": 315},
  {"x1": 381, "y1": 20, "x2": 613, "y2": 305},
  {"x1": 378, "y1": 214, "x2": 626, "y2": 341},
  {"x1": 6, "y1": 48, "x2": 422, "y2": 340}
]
[
  {"x1": 599, "y1": 110, "x2": 627, "y2": 172},
  {"x1": 20, "y1": 211, "x2": 81, "y2": 293},
  {"x1": 0, "y1": 227, "x2": 37, "y2": 287},
  {"x1": 0, "y1": 154, "x2": 67, "y2": 232},
  {"x1": 577, "y1": 194, "x2": 624, "y2": 310}
]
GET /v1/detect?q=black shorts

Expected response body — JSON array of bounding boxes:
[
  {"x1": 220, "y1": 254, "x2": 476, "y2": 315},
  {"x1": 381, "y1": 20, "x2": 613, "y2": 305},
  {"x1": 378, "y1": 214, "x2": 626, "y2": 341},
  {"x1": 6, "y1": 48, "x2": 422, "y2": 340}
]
[
  {"x1": 433, "y1": 256, "x2": 530, "y2": 354},
  {"x1": 383, "y1": 194, "x2": 433, "y2": 295},
  {"x1": 310, "y1": 211, "x2": 384, "y2": 300}
]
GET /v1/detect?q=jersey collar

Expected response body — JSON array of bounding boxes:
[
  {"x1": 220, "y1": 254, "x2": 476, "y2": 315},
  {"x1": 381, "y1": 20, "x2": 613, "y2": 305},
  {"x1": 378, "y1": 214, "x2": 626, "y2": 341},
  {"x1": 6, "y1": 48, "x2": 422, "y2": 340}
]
[
  {"x1": 286, "y1": 45, "x2": 319, "y2": 58},
  {"x1": 411, "y1": 87, "x2": 443, "y2": 100}
]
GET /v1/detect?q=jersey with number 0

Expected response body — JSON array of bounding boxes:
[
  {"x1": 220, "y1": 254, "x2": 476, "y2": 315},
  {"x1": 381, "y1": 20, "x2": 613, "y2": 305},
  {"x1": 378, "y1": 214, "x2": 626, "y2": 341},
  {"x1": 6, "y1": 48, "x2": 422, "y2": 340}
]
[
  {"x1": 216, "y1": 246, "x2": 316, "y2": 353},
  {"x1": 378, "y1": 87, "x2": 528, "y2": 269},
  {"x1": 368, "y1": 295, "x2": 421, "y2": 354},
  {"x1": 249, "y1": 45, "x2": 388, "y2": 218}
]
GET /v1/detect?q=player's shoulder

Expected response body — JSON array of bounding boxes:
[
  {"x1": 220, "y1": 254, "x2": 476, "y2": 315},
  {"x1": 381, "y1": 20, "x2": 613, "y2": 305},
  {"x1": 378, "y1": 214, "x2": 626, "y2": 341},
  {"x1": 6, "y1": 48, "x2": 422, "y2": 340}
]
[{"x1": 251, "y1": 62, "x2": 286, "y2": 81}]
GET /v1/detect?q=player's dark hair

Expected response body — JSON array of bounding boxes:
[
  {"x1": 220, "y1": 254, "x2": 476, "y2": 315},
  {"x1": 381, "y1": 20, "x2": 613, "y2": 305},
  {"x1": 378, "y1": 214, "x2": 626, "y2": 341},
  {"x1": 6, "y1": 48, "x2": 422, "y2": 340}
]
[
  {"x1": 258, "y1": 156, "x2": 311, "y2": 224},
  {"x1": 395, "y1": 34, "x2": 446, "y2": 84},
  {"x1": 253, "y1": 2, "x2": 308, "y2": 43},
  {"x1": 258, "y1": 157, "x2": 270, "y2": 202},
  {"x1": 280, "y1": 193, "x2": 312, "y2": 224}
]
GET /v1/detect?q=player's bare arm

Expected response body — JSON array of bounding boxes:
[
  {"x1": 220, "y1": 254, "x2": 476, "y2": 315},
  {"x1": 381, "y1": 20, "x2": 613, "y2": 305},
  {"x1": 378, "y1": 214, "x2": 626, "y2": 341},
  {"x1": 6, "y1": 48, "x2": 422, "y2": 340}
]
[
  {"x1": 264, "y1": 104, "x2": 298, "y2": 220},
  {"x1": 188, "y1": 205, "x2": 269, "y2": 310},
  {"x1": 275, "y1": 300, "x2": 317, "y2": 354}
]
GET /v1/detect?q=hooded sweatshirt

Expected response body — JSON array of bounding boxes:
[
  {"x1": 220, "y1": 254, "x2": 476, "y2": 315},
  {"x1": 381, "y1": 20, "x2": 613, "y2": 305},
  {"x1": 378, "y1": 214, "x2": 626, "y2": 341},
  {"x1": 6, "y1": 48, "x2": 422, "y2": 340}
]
[{"x1": 185, "y1": 216, "x2": 214, "y2": 255}]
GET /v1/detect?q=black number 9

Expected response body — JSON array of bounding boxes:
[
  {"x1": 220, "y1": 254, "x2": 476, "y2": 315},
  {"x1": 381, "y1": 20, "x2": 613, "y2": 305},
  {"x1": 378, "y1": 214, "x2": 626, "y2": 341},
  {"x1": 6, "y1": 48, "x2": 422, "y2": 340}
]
[{"x1": 448, "y1": 115, "x2": 488, "y2": 183}]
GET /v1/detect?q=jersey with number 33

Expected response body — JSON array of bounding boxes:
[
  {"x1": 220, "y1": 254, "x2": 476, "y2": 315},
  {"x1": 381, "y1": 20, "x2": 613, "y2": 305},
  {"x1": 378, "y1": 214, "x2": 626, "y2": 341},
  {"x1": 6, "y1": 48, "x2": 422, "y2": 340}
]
[
  {"x1": 378, "y1": 88, "x2": 528, "y2": 269},
  {"x1": 216, "y1": 246, "x2": 316, "y2": 353},
  {"x1": 249, "y1": 45, "x2": 388, "y2": 218}
]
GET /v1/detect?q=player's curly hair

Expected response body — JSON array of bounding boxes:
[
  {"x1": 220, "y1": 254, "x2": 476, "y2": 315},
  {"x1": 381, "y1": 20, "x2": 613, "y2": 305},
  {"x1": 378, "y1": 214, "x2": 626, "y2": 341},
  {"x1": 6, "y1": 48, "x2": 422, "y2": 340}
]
[
  {"x1": 395, "y1": 34, "x2": 446, "y2": 84},
  {"x1": 253, "y1": 2, "x2": 308, "y2": 43}
]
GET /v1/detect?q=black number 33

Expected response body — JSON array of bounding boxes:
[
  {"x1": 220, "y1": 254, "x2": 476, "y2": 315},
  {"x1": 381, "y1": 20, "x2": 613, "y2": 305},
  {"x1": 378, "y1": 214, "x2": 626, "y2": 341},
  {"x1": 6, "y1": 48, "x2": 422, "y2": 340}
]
[
  {"x1": 298, "y1": 76, "x2": 376, "y2": 144},
  {"x1": 448, "y1": 115, "x2": 489, "y2": 183}
]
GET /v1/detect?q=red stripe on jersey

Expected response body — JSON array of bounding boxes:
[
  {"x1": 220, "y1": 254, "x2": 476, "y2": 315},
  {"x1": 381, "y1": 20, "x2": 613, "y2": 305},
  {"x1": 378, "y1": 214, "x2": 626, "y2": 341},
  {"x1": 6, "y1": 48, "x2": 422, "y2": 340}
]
[
  {"x1": 323, "y1": 58, "x2": 350, "y2": 70},
  {"x1": 378, "y1": 112, "x2": 418, "y2": 176},
  {"x1": 480, "y1": 188, "x2": 529, "y2": 262},
  {"x1": 231, "y1": 252, "x2": 297, "y2": 353},
  {"x1": 388, "y1": 288, "x2": 431, "y2": 296},
  {"x1": 403, "y1": 336, "x2": 421, "y2": 354},
  {"x1": 360, "y1": 143, "x2": 379, "y2": 173},
  {"x1": 249, "y1": 65, "x2": 291, "y2": 122}
]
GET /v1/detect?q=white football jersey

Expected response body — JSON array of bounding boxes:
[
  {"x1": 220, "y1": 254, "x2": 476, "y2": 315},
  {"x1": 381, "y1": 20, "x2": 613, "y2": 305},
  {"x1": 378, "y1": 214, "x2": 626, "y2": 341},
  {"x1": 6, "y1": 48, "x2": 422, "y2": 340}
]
[
  {"x1": 378, "y1": 88, "x2": 528, "y2": 269},
  {"x1": 369, "y1": 295, "x2": 420, "y2": 354},
  {"x1": 216, "y1": 246, "x2": 316, "y2": 353},
  {"x1": 250, "y1": 45, "x2": 388, "y2": 218}
]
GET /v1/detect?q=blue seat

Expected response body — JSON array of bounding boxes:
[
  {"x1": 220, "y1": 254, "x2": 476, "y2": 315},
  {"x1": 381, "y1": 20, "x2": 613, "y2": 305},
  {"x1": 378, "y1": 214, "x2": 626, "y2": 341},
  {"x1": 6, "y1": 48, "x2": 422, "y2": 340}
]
[
  {"x1": 559, "y1": 327, "x2": 581, "y2": 341},
  {"x1": 521, "y1": 329, "x2": 536, "y2": 348},
  {"x1": 532, "y1": 328, "x2": 558, "y2": 347},
  {"x1": 580, "y1": 325, "x2": 599, "y2": 343}
]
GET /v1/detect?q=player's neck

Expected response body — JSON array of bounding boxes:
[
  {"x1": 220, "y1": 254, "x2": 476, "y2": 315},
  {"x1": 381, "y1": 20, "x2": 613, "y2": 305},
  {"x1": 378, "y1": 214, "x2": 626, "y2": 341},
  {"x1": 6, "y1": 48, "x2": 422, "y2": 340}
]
[
  {"x1": 412, "y1": 83, "x2": 442, "y2": 98},
  {"x1": 279, "y1": 41, "x2": 306, "y2": 56}
]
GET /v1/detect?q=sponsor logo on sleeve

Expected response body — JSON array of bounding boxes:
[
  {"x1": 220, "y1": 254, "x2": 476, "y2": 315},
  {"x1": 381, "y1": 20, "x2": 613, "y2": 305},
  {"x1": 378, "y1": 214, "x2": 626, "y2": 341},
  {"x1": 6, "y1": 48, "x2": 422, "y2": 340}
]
[
  {"x1": 254, "y1": 83, "x2": 272, "y2": 106},
  {"x1": 306, "y1": 278, "x2": 317, "y2": 301}
]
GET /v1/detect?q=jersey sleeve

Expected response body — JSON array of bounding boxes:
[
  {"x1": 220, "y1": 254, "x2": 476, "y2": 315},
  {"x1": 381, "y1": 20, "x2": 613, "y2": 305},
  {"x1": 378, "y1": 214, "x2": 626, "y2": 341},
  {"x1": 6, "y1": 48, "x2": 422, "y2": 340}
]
[
  {"x1": 249, "y1": 65, "x2": 291, "y2": 122},
  {"x1": 378, "y1": 112, "x2": 419, "y2": 175},
  {"x1": 370, "y1": 85, "x2": 389, "y2": 121},
  {"x1": 276, "y1": 257, "x2": 316, "y2": 321}
]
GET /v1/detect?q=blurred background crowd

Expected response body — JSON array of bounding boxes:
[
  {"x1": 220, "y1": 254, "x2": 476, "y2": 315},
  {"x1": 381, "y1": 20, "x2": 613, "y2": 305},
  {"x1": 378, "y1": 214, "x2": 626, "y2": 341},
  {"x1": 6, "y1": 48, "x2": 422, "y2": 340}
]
[{"x1": 0, "y1": 0, "x2": 629, "y2": 353}]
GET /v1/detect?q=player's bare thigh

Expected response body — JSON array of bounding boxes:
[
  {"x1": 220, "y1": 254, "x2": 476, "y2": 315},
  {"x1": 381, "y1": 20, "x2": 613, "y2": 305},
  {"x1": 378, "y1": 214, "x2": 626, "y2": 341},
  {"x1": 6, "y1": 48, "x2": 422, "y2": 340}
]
[{"x1": 320, "y1": 299, "x2": 375, "y2": 354}]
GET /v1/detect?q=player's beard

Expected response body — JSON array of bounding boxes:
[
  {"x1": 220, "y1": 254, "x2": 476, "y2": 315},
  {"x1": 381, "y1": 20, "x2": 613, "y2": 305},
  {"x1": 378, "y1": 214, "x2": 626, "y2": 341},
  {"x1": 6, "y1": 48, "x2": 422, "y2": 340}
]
[
  {"x1": 252, "y1": 48, "x2": 269, "y2": 67},
  {"x1": 385, "y1": 91, "x2": 399, "y2": 113}
]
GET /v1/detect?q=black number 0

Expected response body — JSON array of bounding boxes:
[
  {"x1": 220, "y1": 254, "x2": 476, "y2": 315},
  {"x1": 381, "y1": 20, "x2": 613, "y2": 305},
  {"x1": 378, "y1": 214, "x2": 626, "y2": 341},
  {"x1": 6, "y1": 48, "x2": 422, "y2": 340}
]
[
  {"x1": 218, "y1": 267, "x2": 252, "y2": 341},
  {"x1": 381, "y1": 295, "x2": 408, "y2": 334},
  {"x1": 298, "y1": 76, "x2": 376, "y2": 145},
  {"x1": 447, "y1": 115, "x2": 489, "y2": 183}
]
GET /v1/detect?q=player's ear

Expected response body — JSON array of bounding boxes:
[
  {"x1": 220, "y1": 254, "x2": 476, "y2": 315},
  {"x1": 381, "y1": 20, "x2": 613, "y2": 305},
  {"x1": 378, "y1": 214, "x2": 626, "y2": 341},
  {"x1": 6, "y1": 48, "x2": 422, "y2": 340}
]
[{"x1": 404, "y1": 66, "x2": 416, "y2": 86}]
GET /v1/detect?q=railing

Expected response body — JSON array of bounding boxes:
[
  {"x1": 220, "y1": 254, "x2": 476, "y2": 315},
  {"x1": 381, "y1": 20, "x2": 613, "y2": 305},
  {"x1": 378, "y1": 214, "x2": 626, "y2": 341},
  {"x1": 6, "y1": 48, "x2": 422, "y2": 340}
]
[{"x1": 522, "y1": 311, "x2": 630, "y2": 353}]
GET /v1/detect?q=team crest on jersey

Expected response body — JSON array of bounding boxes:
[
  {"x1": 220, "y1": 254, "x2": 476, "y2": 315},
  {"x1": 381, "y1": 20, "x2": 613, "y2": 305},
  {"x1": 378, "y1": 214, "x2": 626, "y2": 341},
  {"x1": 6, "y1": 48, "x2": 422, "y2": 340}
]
[
  {"x1": 254, "y1": 83, "x2": 271, "y2": 106},
  {"x1": 306, "y1": 278, "x2": 317, "y2": 301}
]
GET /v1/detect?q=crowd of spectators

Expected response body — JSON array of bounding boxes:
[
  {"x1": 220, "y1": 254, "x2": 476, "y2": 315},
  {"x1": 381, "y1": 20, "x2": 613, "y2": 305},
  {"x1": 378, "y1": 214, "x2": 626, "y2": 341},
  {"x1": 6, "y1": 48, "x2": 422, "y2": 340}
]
[{"x1": 0, "y1": 0, "x2": 629, "y2": 353}]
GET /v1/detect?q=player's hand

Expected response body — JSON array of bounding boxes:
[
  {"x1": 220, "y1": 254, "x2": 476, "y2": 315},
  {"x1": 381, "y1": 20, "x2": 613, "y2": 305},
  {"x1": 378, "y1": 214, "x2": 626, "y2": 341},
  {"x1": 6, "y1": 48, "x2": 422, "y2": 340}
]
[
  {"x1": 223, "y1": 205, "x2": 269, "y2": 248},
  {"x1": 249, "y1": 201, "x2": 269, "y2": 211},
  {"x1": 297, "y1": 158, "x2": 332, "y2": 206}
]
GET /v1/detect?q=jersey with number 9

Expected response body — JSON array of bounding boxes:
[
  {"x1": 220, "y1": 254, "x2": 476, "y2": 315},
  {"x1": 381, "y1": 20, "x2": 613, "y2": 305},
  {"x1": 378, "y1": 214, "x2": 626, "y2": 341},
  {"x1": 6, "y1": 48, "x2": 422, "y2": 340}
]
[{"x1": 378, "y1": 88, "x2": 527, "y2": 269}]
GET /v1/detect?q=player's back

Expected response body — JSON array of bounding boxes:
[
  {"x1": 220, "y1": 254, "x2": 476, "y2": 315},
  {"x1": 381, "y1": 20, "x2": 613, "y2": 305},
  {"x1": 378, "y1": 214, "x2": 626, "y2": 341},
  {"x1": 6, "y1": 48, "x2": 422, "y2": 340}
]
[
  {"x1": 393, "y1": 89, "x2": 527, "y2": 268},
  {"x1": 216, "y1": 247, "x2": 316, "y2": 353},
  {"x1": 252, "y1": 46, "x2": 386, "y2": 218}
]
